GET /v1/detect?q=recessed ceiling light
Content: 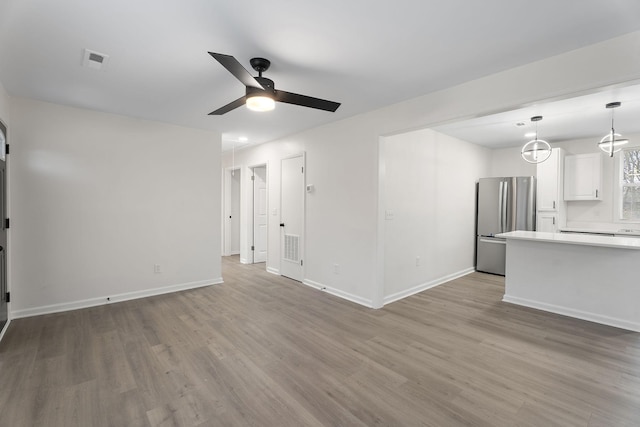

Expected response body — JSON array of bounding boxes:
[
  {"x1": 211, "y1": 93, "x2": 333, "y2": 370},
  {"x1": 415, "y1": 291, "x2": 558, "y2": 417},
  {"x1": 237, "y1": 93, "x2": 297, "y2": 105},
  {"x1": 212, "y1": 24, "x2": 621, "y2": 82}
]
[
  {"x1": 238, "y1": 136, "x2": 248, "y2": 142},
  {"x1": 524, "y1": 132, "x2": 536, "y2": 138}
]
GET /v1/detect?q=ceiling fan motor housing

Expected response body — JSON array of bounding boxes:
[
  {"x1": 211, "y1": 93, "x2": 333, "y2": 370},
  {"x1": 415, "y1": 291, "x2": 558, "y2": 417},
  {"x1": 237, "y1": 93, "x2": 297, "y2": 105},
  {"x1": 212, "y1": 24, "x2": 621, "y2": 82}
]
[
  {"x1": 250, "y1": 57, "x2": 271, "y2": 74},
  {"x1": 247, "y1": 77, "x2": 275, "y2": 98}
]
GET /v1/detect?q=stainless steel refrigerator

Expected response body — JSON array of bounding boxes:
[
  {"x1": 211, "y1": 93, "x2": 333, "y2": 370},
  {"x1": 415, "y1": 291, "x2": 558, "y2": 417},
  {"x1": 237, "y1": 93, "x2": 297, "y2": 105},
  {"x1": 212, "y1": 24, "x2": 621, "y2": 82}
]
[{"x1": 476, "y1": 177, "x2": 536, "y2": 275}]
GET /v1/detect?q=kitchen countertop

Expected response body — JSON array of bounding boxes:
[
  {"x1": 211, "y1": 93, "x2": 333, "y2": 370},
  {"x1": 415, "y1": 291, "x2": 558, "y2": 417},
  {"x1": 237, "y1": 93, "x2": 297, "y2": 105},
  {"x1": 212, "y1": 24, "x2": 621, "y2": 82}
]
[
  {"x1": 560, "y1": 227, "x2": 640, "y2": 236},
  {"x1": 497, "y1": 230, "x2": 640, "y2": 250}
]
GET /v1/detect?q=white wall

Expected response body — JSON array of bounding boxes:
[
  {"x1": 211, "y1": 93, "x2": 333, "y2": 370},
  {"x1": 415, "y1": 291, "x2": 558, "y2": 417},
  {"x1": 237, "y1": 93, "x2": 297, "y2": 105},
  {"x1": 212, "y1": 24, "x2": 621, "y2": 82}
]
[
  {"x1": 10, "y1": 97, "x2": 222, "y2": 316},
  {"x1": 0, "y1": 81, "x2": 9, "y2": 122},
  {"x1": 222, "y1": 31, "x2": 640, "y2": 308},
  {"x1": 382, "y1": 129, "x2": 490, "y2": 302},
  {"x1": 490, "y1": 146, "x2": 537, "y2": 177}
]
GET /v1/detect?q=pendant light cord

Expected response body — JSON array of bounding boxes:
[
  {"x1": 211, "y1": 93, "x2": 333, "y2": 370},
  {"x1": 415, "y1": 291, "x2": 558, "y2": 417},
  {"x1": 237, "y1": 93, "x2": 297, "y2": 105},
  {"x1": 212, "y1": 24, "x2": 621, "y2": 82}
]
[{"x1": 610, "y1": 107, "x2": 616, "y2": 157}]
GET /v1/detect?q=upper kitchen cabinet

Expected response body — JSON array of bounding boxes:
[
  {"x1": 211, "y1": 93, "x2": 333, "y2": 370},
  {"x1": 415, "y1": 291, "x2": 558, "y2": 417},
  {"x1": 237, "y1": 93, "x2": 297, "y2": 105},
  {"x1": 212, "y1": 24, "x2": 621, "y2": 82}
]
[
  {"x1": 536, "y1": 148, "x2": 566, "y2": 231},
  {"x1": 564, "y1": 153, "x2": 603, "y2": 201},
  {"x1": 537, "y1": 148, "x2": 565, "y2": 211}
]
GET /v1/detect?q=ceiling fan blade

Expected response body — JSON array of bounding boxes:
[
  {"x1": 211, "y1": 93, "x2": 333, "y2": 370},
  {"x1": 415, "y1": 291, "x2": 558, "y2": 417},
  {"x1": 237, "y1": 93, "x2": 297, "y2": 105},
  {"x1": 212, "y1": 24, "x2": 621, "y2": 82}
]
[
  {"x1": 275, "y1": 90, "x2": 341, "y2": 112},
  {"x1": 208, "y1": 96, "x2": 247, "y2": 115},
  {"x1": 208, "y1": 52, "x2": 264, "y2": 90}
]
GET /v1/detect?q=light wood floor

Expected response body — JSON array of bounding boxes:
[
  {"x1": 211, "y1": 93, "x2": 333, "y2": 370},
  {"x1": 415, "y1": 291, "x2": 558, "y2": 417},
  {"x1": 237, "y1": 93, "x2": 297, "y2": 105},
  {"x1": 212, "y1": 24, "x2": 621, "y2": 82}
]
[{"x1": 1, "y1": 257, "x2": 639, "y2": 426}]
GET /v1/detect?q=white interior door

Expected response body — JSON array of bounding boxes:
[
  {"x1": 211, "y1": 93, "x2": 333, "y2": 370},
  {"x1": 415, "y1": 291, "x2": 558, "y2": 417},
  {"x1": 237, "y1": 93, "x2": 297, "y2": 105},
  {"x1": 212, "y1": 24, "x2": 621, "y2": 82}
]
[
  {"x1": 280, "y1": 155, "x2": 304, "y2": 281},
  {"x1": 253, "y1": 166, "x2": 267, "y2": 263}
]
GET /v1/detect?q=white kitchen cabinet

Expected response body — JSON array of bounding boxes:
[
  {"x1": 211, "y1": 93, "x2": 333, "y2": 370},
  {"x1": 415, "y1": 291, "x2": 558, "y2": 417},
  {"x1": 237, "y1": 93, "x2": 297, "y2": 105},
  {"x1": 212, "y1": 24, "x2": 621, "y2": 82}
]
[
  {"x1": 536, "y1": 148, "x2": 566, "y2": 231},
  {"x1": 564, "y1": 153, "x2": 603, "y2": 201},
  {"x1": 537, "y1": 148, "x2": 564, "y2": 211},
  {"x1": 537, "y1": 212, "x2": 559, "y2": 233}
]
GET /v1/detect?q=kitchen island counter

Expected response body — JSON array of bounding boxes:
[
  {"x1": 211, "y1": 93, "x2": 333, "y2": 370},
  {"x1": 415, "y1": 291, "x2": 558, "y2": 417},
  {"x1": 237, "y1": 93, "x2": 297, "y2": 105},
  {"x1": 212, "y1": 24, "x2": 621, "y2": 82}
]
[
  {"x1": 498, "y1": 230, "x2": 640, "y2": 249},
  {"x1": 497, "y1": 231, "x2": 640, "y2": 332}
]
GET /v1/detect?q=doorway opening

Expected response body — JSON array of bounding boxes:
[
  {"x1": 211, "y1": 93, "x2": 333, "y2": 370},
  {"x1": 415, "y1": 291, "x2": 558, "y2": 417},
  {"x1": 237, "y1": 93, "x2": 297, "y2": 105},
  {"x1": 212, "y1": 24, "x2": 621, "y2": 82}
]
[{"x1": 223, "y1": 167, "x2": 241, "y2": 256}]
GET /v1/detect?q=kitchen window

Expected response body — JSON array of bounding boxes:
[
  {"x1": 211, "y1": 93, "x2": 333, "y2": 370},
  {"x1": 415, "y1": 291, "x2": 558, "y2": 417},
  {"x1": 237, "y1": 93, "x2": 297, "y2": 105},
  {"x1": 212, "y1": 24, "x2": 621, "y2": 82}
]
[{"x1": 618, "y1": 146, "x2": 640, "y2": 221}]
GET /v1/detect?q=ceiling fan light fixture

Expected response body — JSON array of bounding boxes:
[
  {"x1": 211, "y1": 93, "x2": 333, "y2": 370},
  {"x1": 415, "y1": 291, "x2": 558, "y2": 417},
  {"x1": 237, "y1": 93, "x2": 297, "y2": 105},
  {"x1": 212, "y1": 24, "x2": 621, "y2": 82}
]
[
  {"x1": 246, "y1": 94, "x2": 275, "y2": 112},
  {"x1": 208, "y1": 52, "x2": 340, "y2": 115}
]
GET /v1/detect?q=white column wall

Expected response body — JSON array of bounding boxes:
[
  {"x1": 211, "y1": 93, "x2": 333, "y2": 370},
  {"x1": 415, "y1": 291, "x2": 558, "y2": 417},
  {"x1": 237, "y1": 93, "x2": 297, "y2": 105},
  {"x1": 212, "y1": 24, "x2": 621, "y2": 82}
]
[
  {"x1": 10, "y1": 98, "x2": 222, "y2": 316},
  {"x1": 382, "y1": 129, "x2": 490, "y2": 302}
]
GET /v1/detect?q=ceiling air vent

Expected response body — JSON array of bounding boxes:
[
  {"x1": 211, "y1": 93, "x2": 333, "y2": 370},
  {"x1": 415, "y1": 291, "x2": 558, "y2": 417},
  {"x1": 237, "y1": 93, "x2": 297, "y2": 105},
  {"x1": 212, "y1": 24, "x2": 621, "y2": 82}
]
[{"x1": 82, "y1": 49, "x2": 109, "y2": 71}]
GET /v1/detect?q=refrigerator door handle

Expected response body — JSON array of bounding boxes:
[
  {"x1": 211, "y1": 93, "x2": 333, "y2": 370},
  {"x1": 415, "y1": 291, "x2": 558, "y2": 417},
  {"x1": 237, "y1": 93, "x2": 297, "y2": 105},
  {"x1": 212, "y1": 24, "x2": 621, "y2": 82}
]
[
  {"x1": 498, "y1": 181, "x2": 504, "y2": 233},
  {"x1": 510, "y1": 178, "x2": 517, "y2": 231},
  {"x1": 502, "y1": 180, "x2": 508, "y2": 232}
]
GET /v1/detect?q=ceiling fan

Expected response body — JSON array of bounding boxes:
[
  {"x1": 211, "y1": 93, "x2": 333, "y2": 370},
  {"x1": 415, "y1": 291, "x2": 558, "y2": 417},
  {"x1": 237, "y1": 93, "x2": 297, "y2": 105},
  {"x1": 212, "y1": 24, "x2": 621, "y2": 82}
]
[{"x1": 208, "y1": 52, "x2": 341, "y2": 115}]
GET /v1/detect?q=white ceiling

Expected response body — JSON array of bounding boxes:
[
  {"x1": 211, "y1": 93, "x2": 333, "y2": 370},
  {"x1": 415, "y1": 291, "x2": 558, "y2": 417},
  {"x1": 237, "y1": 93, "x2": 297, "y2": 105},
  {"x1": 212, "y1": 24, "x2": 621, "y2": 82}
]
[
  {"x1": 433, "y1": 82, "x2": 640, "y2": 149},
  {"x1": 1, "y1": 0, "x2": 640, "y2": 152}
]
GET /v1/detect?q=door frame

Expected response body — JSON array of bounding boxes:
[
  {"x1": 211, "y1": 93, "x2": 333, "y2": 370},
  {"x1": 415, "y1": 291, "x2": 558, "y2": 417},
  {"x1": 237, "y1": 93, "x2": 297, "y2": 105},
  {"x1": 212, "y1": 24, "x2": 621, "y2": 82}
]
[
  {"x1": 248, "y1": 163, "x2": 268, "y2": 265},
  {"x1": 0, "y1": 117, "x2": 9, "y2": 341}
]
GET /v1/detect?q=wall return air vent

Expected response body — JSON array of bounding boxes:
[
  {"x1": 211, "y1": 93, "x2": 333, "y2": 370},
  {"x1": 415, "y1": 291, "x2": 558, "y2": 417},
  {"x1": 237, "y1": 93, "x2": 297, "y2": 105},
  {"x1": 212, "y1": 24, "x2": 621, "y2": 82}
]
[{"x1": 82, "y1": 48, "x2": 109, "y2": 70}]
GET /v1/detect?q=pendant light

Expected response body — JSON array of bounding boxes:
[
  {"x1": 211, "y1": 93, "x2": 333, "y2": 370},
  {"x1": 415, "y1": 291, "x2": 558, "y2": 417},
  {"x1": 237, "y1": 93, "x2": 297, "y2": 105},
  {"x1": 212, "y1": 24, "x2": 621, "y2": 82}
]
[
  {"x1": 521, "y1": 116, "x2": 552, "y2": 164},
  {"x1": 598, "y1": 102, "x2": 628, "y2": 157}
]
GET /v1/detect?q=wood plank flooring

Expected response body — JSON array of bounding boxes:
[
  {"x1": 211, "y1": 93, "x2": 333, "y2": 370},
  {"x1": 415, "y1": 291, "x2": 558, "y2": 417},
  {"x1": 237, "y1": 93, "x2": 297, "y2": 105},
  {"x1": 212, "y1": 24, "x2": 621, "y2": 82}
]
[{"x1": 1, "y1": 256, "x2": 639, "y2": 426}]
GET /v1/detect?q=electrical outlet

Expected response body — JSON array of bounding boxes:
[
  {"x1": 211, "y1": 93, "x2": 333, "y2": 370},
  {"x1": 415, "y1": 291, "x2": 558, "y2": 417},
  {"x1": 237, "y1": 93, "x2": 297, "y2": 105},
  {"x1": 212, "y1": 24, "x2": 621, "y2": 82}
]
[
  {"x1": 333, "y1": 264, "x2": 340, "y2": 274},
  {"x1": 154, "y1": 264, "x2": 161, "y2": 274},
  {"x1": 385, "y1": 210, "x2": 394, "y2": 220}
]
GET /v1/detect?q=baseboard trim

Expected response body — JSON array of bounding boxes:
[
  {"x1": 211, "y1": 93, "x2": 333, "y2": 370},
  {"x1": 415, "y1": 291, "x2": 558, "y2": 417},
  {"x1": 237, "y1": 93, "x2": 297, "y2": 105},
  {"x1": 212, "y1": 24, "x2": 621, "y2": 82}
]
[
  {"x1": 266, "y1": 267, "x2": 279, "y2": 275},
  {"x1": 11, "y1": 277, "x2": 224, "y2": 319},
  {"x1": 302, "y1": 279, "x2": 374, "y2": 308},
  {"x1": 383, "y1": 267, "x2": 475, "y2": 306},
  {"x1": 502, "y1": 295, "x2": 640, "y2": 333},
  {"x1": 240, "y1": 257, "x2": 250, "y2": 264},
  {"x1": 0, "y1": 318, "x2": 10, "y2": 343}
]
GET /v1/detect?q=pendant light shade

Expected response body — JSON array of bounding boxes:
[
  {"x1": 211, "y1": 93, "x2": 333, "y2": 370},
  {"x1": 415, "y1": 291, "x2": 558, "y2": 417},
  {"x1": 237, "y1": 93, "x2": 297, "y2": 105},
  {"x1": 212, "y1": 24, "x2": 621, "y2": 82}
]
[
  {"x1": 521, "y1": 116, "x2": 552, "y2": 164},
  {"x1": 598, "y1": 102, "x2": 628, "y2": 157}
]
